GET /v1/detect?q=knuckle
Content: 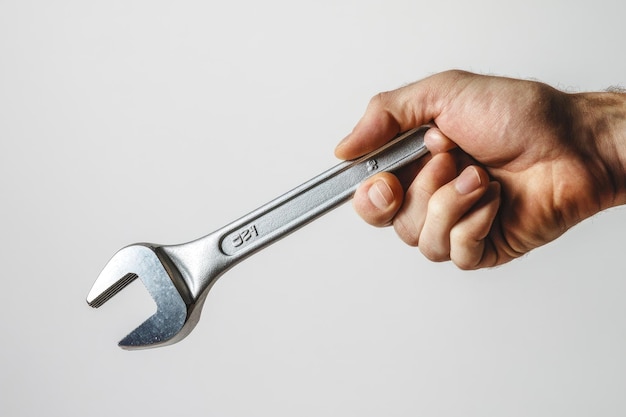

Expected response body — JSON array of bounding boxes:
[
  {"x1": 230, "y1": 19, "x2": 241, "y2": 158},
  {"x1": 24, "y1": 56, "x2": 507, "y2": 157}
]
[
  {"x1": 449, "y1": 224, "x2": 469, "y2": 246},
  {"x1": 369, "y1": 91, "x2": 391, "y2": 108},
  {"x1": 368, "y1": 91, "x2": 397, "y2": 117},
  {"x1": 443, "y1": 69, "x2": 466, "y2": 78},
  {"x1": 449, "y1": 230, "x2": 482, "y2": 270},
  {"x1": 426, "y1": 196, "x2": 449, "y2": 224}
]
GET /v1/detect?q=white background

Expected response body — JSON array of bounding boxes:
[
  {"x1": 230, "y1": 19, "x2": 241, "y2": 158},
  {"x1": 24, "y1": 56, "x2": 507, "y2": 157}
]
[{"x1": 1, "y1": 1, "x2": 625, "y2": 416}]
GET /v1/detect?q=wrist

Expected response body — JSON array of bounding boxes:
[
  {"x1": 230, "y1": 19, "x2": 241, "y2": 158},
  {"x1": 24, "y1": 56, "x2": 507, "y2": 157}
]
[{"x1": 573, "y1": 90, "x2": 626, "y2": 209}]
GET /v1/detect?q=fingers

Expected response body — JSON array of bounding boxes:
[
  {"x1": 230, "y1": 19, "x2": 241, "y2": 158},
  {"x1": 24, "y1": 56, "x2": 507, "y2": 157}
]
[
  {"x1": 449, "y1": 181, "x2": 501, "y2": 269},
  {"x1": 395, "y1": 158, "x2": 488, "y2": 252},
  {"x1": 392, "y1": 152, "x2": 459, "y2": 245},
  {"x1": 410, "y1": 163, "x2": 498, "y2": 268},
  {"x1": 352, "y1": 150, "x2": 501, "y2": 269},
  {"x1": 352, "y1": 172, "x2": 405, "y2": 227}
]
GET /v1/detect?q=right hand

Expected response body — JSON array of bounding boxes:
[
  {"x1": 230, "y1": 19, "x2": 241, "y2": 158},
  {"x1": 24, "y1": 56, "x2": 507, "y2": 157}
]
[{"x1": 335, "y1": 70, "x2": 626, "y2": 269}]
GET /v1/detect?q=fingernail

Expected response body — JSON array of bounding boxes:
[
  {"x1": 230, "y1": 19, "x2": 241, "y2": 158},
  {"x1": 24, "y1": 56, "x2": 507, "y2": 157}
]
[
  {"x1": 368, "y1": 179, "x2": 394, "y2": 209},
  {"x1": 455, "y1": 166, "x2": 482, "y2": 195}
]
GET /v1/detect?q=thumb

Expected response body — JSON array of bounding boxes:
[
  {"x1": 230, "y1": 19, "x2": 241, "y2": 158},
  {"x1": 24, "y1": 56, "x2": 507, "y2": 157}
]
[{"x1": 335, "y1": 70, "x2": 469, "y2": 160}]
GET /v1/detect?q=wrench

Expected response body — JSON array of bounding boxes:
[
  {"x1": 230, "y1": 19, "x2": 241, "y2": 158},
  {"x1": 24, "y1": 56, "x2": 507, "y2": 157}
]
[{"x1": 86, "y1": 126, "x2": 429, "y2": 349}]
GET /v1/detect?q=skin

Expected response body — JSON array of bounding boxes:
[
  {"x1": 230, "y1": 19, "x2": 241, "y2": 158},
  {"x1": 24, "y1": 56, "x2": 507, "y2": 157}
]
[{"x1": 335, "y1": 70, "x2": 626, "y2": 270}]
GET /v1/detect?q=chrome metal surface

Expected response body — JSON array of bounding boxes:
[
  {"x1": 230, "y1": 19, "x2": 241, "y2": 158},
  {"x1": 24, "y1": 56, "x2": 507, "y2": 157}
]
[
  {"x1": 87, "y1": 127, "x2": 429, "y2": 349},
  {"x1": 86, "y1": 245, "x2": 188, "y2": 349}
]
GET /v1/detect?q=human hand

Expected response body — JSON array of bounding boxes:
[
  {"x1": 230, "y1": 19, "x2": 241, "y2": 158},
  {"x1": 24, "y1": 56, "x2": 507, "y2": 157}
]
[{"x1": 335, "y1": 70, "x2": 626, "y2": 269}]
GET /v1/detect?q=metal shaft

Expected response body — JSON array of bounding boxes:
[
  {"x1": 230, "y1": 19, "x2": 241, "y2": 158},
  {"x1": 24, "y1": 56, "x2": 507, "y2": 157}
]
[{"x1": 162, "y1": 127, "x2": 429, "y2": 301}]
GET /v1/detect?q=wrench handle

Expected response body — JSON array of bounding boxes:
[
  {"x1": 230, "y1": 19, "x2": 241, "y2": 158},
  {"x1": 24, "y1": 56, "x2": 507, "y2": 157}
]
[{"x1": 218, "y1": 126, "x2": 429, "y2": 258}]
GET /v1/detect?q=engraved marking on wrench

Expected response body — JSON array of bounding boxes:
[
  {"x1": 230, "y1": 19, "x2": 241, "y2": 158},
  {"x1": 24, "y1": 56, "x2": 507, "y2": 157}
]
[
  {"x1": 366, "y1": 159, "x2": 378, "y2": 172},
  {"x1": 223, "y1": 224, "x2": 259, "y2": 255}
]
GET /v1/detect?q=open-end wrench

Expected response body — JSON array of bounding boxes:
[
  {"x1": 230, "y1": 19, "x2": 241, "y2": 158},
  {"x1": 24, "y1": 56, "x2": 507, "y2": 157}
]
[{"x1": 86, "y1": 127, "x2": 429, "y2": 349}]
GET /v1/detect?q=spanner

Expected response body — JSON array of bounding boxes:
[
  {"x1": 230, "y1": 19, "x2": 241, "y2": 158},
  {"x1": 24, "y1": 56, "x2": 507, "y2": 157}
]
[{"x1": 87, "y1": 126, "x2": 429, "y2": 349}]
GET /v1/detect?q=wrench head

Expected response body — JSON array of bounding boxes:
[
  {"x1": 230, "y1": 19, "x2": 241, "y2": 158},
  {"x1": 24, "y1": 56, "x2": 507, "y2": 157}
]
[{"x1": 86, "y1": 244, "x2": 189, "y2": 350}]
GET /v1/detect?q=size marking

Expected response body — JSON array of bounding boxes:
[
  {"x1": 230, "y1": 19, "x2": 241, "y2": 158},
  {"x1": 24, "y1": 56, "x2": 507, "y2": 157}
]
[
  {"x1": 221, "y1": 224, "x2": 260, "y2": 255},
  {"x1": 366, "y1": 159, "x2": 378, "y2": 172},
  {"x1": 232, "y1": 225, "x2": 259, "y2": 248}
]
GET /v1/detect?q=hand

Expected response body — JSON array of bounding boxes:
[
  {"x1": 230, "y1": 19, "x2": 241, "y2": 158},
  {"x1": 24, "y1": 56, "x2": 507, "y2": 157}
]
[{"x1": 335, "y1": 70, "x2": 626, "y2": 269}]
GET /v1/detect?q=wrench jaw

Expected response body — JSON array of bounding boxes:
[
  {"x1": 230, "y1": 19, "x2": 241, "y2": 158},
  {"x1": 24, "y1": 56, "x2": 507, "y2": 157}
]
[{"x1": 87, "y1": 244, "x2": 192, "y2": 350}]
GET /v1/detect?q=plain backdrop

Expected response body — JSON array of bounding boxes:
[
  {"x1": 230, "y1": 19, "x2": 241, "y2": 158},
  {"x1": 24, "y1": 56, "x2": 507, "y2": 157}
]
[{"x1": 1, "y1": 1, "x2": 625, "y2": 416}]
